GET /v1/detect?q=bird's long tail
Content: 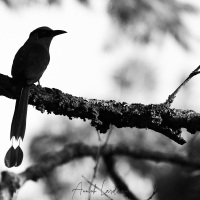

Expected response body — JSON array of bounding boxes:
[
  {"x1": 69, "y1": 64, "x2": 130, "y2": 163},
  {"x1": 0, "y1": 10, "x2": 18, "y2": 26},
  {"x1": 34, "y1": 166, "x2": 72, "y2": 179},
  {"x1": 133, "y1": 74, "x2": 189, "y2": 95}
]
[
  {"x1": 11, "y1": 85, "x2": 30, "y2": 140},
  {"x1": 5, "y1": 85, "x2": 30, "y2": 168}
]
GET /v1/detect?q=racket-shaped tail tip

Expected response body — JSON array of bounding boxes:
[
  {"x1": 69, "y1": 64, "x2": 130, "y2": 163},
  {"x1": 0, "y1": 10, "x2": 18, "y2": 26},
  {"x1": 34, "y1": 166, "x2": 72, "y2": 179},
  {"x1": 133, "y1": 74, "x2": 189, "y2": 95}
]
[
  {"x1": 4, "y1": 146, "x2": 16, "y2": 168},
  {"x1": 4, "y1": 146, "x2": 23, "y2": 168}
]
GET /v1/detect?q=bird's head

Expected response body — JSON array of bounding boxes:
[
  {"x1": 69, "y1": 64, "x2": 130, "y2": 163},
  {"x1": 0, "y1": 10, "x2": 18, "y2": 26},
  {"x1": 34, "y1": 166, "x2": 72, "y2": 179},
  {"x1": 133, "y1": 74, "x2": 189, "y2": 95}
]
[{"x1": 27, "y1": 26, "x2": 67, "y2": 48}]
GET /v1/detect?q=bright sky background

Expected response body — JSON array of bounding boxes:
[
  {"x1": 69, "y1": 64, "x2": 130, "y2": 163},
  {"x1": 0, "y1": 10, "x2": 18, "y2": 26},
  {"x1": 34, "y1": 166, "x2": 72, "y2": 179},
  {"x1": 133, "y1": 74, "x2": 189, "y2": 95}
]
[{"x1": 1, "y1": 0, "x2": 200, "y2": 199}]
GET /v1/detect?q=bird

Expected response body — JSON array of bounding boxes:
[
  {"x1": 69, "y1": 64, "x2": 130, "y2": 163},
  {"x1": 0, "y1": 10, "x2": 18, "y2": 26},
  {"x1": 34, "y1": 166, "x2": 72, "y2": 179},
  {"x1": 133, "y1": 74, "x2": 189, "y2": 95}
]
[{"x1": 4, "y1": 26, "x2": 66, "y2": 168}]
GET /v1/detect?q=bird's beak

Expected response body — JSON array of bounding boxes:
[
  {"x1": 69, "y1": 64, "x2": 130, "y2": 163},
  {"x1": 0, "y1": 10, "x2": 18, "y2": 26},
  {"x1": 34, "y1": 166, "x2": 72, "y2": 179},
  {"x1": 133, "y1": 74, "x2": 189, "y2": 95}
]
[{"x1": 52, "y1": 30, "x2": 67, "y2": 37}]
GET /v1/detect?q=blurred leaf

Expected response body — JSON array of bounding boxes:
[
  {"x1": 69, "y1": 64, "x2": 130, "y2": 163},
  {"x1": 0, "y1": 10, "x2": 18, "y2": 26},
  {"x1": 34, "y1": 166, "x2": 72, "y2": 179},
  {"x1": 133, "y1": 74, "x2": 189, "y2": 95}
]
[
  {"x1": 156, "y1": 164, "x2": 200, "y2": 200},
  {"x1": 113, "y1": 59, "x2": 156, "y2": 92},
  {"x1": 108, "y1": 0, "x2": 198, "y2": 49},
  {"x1": 1, "y1": 0, "x2": 11, "y2": 7},
  {"x1": 29, "y1": 120, "x2": 93, "y2": 163},
  {"x1": 77, "y1": 0, "x2": 89, "y2": 6},
  {"x1": 0, "y1": 0, "x2": 61, "y2": 8}
]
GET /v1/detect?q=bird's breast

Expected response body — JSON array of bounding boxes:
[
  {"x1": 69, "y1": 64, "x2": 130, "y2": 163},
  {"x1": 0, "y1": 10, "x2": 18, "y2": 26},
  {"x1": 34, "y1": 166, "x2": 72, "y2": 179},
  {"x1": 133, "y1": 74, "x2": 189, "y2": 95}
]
[{"x1": 12, "y1": 43, "x2": 50, "y2": 85}]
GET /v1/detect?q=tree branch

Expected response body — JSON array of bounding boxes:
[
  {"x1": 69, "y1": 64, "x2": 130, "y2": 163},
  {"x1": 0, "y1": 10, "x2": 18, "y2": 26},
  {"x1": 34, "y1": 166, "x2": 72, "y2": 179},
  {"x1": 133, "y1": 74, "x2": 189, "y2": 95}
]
[
  {"x1": 103, "y1": 155, "x2": 139, "y2": 200},
  {"x1": 2, "y1": 73, "x2": 200, "y2": 145},
  {"x1": 165, "y1": 65, "x2": 200, "y2": 106},
  {"x1": 1, "y1": 143, "x2": 200, "y2": 199}
]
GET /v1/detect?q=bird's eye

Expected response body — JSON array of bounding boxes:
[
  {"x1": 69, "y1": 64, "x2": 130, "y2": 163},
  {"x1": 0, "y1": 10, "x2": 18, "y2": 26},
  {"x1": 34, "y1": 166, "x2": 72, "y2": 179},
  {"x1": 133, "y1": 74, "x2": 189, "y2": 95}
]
[{"x1": 30, "y1": 29, "x2": 51, "y2": 39}]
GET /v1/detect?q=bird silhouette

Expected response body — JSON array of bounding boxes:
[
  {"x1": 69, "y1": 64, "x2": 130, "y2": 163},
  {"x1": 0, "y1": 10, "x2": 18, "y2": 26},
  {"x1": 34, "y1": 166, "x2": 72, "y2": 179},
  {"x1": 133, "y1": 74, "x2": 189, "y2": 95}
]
[{"x1": 4, "y1": 26, "x2": 66, "y2": 168}]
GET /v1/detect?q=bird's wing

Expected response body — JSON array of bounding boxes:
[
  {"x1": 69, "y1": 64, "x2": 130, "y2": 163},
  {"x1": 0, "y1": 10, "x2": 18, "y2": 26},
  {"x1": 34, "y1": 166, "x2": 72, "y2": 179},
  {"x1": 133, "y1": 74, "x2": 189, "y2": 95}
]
[{"x1": 11, "y1": 43, "x2": 50, "y2": 84}]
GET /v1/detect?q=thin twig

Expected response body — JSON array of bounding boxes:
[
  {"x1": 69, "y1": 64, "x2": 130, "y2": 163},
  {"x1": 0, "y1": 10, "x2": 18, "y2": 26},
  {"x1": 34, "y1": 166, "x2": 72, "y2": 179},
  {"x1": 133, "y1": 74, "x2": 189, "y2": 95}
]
[
  {"x1": 165, "y1": 65, "x2": 200, "y2": 107},
  {"x1": 103, "y1": 155, "x2": 139, "y2": 200},
  {"x1": 88, "y1": 141, "x2": 101, "y2": 200},
  {"x1": 88, "y1": 126, "x2": 113, "y2": 200},
  {"x1": 82, "y1": 175, "x2": 113, "y2": 200},
  {"x1": 102, "y1": 126, "x2": 113, "y2": 150},
  {"x1": 146, "y1": 185, "x2": 158, "y2": 200}
]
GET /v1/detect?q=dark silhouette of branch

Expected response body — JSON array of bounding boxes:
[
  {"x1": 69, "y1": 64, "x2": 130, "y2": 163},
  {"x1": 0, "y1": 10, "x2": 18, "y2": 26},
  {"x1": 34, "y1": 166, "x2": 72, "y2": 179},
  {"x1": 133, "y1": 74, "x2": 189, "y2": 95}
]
[
  {"x1": 88, "y1": 126, "x2": 113, "y2": 200},
  {"x1": 2, "y1": 72, "x2": 200, "y2": 145},
  {"x1": 1, "y1": 143, "x2": 200, "y2": 199},
  {"x1": 82, "y1": 175, "x2": 113, "y2": 200},
  {"x1": 165, "y1": 65, "x2": 200, "y2": 106},
  {"x1": 146, "y1": 186, "x2": 158, "y2": 200},
  {"x1": 103, "y1": 155, "x2": 139, "y2": 200}
]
